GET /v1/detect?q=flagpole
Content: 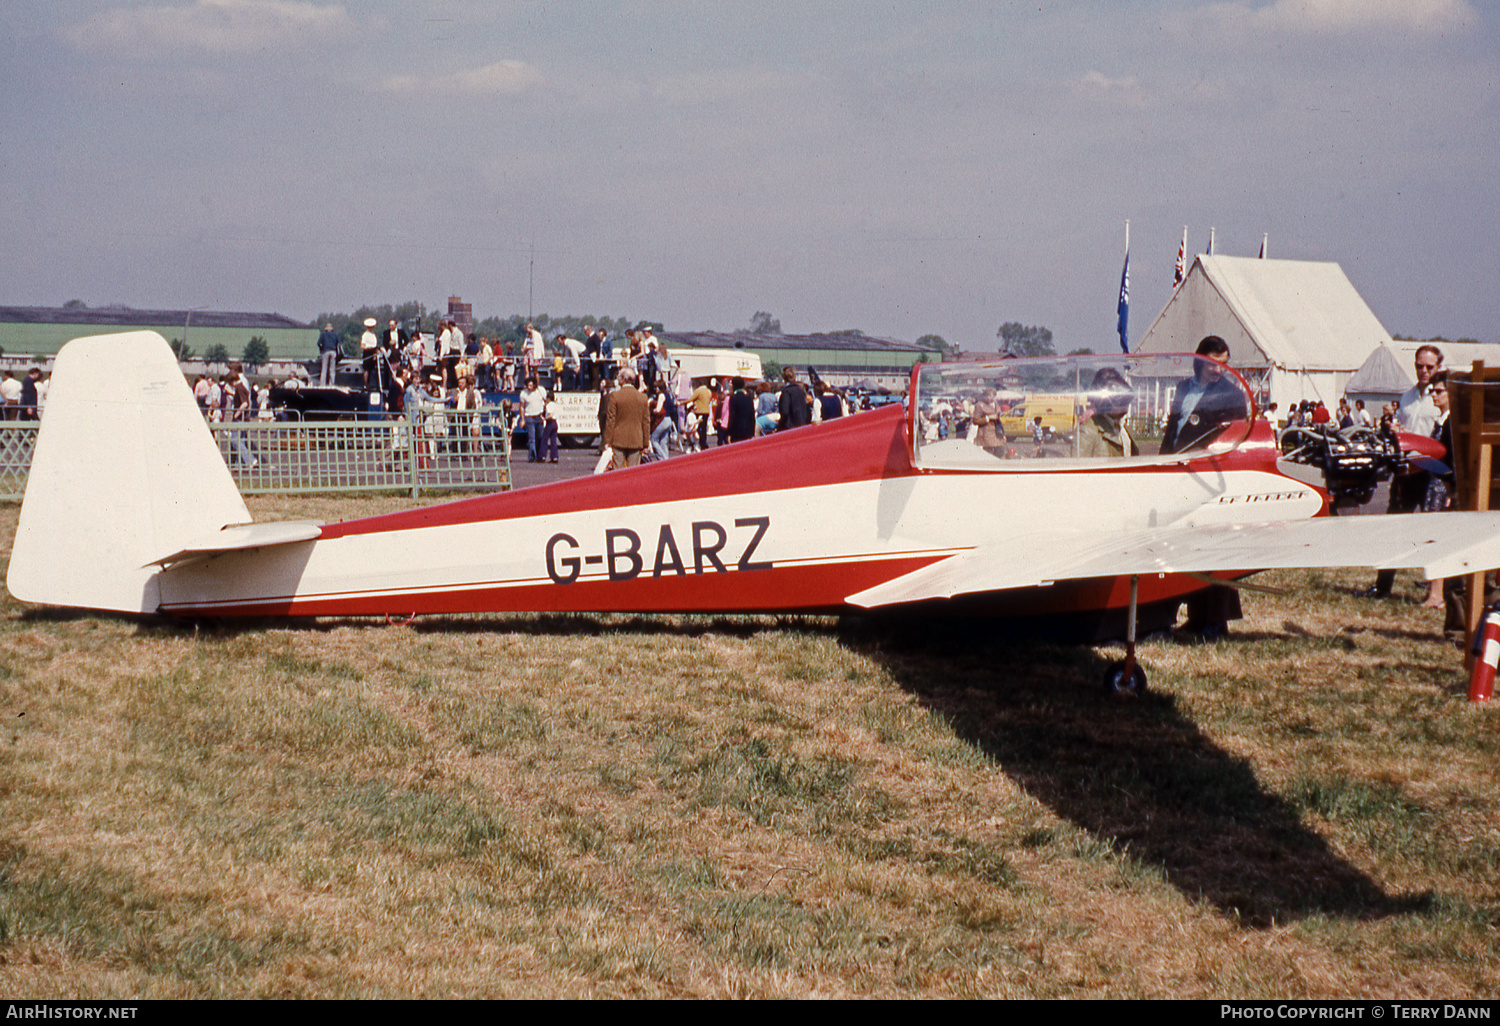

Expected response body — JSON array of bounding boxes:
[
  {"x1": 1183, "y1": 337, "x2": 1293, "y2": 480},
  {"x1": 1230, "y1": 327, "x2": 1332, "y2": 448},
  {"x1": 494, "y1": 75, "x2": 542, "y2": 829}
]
[{"x1": 1117, "y1": 220, "x2": 1131, "y2": 354}]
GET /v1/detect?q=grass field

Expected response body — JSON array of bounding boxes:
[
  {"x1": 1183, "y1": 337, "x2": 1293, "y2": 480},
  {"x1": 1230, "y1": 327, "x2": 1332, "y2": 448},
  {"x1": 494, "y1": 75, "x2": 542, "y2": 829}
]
[{"x1": 0, "y1": 494, "x2": 1496, "y2": 998}]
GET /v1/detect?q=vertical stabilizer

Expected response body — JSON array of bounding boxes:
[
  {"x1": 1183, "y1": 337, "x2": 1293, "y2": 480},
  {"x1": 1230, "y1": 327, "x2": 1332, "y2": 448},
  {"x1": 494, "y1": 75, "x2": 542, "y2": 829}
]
[{"x1": 7, "y1": 331, "x2": 251, "y2": 613}]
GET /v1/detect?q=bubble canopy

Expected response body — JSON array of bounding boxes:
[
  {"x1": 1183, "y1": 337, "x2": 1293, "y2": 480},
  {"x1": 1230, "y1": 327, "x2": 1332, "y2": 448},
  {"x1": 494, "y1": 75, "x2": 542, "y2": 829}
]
[{"x1": 909, "y1": 353, "x2": 1256, "y2": 470}]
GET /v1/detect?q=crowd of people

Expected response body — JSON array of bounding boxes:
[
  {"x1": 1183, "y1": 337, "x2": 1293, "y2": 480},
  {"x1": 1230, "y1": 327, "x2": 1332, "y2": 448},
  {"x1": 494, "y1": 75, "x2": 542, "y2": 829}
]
[
  {"x1": 311, "y1": 318, "x2": 864, "y2": 468},
  {"x1": 326, "y1": 318, "x2": 696, "y2": 396},
  {"x1": 592, "y1": 365, "x2": 849, "y2": 469},
  {"x1": 0, "y1": 368, "x2": 46, "y2": 420}
]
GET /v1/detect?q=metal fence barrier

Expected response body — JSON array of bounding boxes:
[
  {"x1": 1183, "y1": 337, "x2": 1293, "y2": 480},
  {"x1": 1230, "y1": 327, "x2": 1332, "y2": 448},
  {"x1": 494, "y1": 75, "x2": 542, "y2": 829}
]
[
  {"x1": 0, "y1": 423, "x2": 38, "y2": 501},
  {"x1": 0, "y1": 413, "x2": 511, "y2": 501}
]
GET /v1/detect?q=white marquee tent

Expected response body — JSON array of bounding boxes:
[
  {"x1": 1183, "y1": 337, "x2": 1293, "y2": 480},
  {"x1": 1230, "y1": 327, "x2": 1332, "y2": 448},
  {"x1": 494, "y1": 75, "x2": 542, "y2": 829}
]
[
  {"x1": 1133, "y1": 255, "x2": 1391, "y2": 414},
  {"x1": 1346, "y1": 340, "x2": 1500, "y2": 407}
]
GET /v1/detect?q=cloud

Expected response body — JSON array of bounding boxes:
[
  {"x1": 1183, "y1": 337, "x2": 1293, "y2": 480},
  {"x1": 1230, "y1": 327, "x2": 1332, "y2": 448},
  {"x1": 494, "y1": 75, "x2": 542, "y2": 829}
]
[
  {"x1": 64, "y1": 1, "x2": 356, "y2": 55},
  {"x1": 380, "y1": 60, "x2": 543, "y2": 98},
  {"x1": 1207, "y1": 0, "x2": 1478, "y2": 36},
  {"x1": 1072, "y1": 71, "x2": 1148, "y2": 108}
]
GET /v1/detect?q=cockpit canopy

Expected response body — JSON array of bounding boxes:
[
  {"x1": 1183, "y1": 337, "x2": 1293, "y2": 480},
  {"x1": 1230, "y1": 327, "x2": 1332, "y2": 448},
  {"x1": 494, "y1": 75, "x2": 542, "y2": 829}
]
[{"x1": 911, "y1": 354, "x2": 1255, "y2": 469}]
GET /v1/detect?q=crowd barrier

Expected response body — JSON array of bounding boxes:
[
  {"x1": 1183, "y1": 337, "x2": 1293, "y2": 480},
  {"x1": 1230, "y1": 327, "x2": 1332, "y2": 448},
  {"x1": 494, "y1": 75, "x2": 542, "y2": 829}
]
[{"x1": 0, "y1": 413, "x2": 511, "y2": 501}]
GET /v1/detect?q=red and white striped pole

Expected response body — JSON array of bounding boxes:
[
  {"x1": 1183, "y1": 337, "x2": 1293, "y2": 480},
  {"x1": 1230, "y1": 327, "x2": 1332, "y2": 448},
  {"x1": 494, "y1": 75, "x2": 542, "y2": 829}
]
[{"x1": 1468, "y1": 607, "x2": 1500, "y2": 703}]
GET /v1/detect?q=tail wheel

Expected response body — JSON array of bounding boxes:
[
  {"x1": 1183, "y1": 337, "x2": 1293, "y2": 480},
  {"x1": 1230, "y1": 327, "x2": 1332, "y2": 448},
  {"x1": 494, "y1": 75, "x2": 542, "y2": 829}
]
[{"x1": 1103, "y1": 660, "x2": 1147, "y2": 699}]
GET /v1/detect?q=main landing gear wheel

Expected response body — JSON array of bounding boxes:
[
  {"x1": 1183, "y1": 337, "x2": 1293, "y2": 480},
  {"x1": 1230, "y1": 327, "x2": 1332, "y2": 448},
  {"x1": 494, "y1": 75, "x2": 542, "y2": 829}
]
[
  {"x1": 1104, "y1": 574, "x2": 1147, "y2": 699},
  {"x1": 1103, "y1": 660, "x2": 1147, "y2": 698}
]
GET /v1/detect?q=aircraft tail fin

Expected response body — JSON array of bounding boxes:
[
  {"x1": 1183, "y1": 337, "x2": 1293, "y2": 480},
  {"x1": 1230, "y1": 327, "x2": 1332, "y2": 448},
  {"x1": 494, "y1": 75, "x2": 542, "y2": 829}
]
[{"x1": 6, "y1": 331, "x2": 252, "y2": 613}]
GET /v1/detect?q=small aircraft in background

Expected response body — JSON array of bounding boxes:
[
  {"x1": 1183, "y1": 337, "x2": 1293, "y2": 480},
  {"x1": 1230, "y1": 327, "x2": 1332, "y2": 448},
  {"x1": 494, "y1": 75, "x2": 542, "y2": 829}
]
[{"x1": 10, "y1": 331, "x2": 1500, "y2": 697}]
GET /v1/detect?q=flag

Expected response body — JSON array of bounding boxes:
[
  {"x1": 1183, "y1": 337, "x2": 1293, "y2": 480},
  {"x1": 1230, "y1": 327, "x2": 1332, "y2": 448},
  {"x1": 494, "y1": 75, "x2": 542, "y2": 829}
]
[
  {"x1": 1117, "y1": 245, "x2": 1130, "y2": 353},
  {"x1": 1173, "y1": 226, "x2": 1187, "y2": 287},
  {"x1": 1205, "y1": 227, "x2": 1215, "y2": 256},
  {"x1": 1259, "y1": 233, "x2": 1268, "y2": 259}
]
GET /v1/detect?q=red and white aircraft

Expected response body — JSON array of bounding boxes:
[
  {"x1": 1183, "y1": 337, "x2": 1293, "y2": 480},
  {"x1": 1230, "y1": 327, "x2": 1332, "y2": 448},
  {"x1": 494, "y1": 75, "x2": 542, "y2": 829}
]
[{"x1": 10, "y1": 331, "x2": 1500, "y2": 694}]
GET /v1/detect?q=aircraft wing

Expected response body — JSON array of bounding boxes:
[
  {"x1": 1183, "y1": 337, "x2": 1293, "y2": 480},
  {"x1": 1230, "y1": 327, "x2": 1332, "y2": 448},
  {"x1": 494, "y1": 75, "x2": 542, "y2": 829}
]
[{"x1": 845, "y1": 512, "x2": 1500, "y2": 609}]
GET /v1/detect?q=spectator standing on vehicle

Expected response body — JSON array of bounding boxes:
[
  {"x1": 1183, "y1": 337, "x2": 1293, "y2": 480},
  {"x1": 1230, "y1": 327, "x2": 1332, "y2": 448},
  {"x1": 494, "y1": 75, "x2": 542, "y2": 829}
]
[
  {"x1": 317, "y1": 322, "x2": 341, "y2": 386},
  {"x1": 523, "y1": 323, "x2": 546, "y2": 379},
  {"x1": 359, "y1": 318, "x2": 379, "y2": 390},
  {"x1": 598, "y1": 329, "x2": 616, "y2": 383},
  {"x1": 404, "y1": 331, "x2": 425, "y2": 379},
  {"x1": 560, "y1": 335, "x2": 586, "y2": 391},
  {"x1": 383, "y1": 319, "x2": 410, "y2": 361},
  {"x1": 476, "y1": 338, "x2": 495, "y2": 390}
]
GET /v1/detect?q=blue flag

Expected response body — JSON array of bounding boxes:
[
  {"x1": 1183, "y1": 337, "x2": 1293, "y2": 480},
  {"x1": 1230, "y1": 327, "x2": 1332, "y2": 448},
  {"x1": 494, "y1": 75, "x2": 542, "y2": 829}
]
[{"x1": 1116, "y1": 247, "x2": 1130, "y2": 353}]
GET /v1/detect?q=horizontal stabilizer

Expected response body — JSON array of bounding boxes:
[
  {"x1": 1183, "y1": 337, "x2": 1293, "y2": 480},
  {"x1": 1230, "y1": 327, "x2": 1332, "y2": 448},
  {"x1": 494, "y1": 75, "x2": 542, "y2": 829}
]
[
  {"x1": 150, "y1": 521, "x2": 324, "y2": 567},
  {"x1": 847, "y1": 512, "x2": 1500, "y2": 609}
]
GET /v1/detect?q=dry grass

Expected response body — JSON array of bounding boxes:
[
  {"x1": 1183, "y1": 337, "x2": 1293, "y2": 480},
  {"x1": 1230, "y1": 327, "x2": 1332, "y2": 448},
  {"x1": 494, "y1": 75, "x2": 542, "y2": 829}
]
[{"x1": 0, "y1": 495, "x2": 1496, "y2": 997}]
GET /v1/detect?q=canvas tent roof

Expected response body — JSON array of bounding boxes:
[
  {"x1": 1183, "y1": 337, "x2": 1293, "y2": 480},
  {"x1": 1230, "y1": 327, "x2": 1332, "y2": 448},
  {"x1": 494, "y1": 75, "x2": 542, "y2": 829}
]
[
  {"x1": 1135, "y1": 255, "x2": 1390, "y2": 372},
  {"x1": 1345, "y1": 343, "x2": 1416, "y2": 396},
  {"x1": 1348, "y1": 340, "x2": 1500, "y2": 397}
]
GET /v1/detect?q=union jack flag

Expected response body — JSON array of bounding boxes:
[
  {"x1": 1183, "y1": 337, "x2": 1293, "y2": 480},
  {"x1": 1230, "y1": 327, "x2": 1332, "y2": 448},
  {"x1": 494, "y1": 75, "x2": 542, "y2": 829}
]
[{"x1": 1173, "y1": 227, "x2": 1187, "y2": 287}]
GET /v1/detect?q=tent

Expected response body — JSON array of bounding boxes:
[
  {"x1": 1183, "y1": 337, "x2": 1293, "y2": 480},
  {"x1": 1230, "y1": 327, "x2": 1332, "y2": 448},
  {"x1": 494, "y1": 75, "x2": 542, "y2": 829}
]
[
  {"x1": 1134, "y1": 255, "x2": 1391, "y2": 415},
  {"x1": 1347, "y1": 340, "x2": 1500, "y2": 408}
]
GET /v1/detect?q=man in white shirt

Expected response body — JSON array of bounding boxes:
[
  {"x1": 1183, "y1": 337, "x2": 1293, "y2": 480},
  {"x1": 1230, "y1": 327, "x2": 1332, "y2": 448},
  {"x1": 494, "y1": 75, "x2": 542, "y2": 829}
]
[
  {"x1": 438, "y1": 319, "x2": 463, "y2": 389},
  {"x1": 520, "y1": 376, "x2": 548, "y2": 462},
  {"x1": 0, "y1": 372, "x2": 22, "y2": 419},
  {"x1": 560, "y1": 336, "x2": 586, "y2": 390},
  {"x1": 1364, "y1": 344, "x2": 1443, "y2": 598},
  {"x1": 359, "y1": 318, "x2": 379, "y2": 390}
]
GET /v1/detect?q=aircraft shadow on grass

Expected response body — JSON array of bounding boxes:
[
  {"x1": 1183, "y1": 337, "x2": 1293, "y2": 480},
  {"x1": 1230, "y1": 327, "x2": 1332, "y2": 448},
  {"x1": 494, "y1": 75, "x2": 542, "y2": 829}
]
[
  {"x1": 836, "y1": 617, "x2": 1432, "y2": 929},
  {"x1": 27, "y1": 605, "x2": 1434, "y2": 925}
]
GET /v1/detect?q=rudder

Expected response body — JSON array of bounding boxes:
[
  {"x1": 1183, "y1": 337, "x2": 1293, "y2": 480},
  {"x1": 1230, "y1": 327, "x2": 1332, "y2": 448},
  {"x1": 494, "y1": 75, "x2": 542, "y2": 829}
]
[{"x1": 6, "y1": 331, "x2": 251, "y2": 613}]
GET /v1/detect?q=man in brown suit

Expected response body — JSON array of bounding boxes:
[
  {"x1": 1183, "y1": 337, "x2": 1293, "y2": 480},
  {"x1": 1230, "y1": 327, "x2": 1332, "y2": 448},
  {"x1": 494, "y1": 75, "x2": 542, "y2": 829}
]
[{"x1": 604, "y1": 368, "x2": 652, "y2": 469}]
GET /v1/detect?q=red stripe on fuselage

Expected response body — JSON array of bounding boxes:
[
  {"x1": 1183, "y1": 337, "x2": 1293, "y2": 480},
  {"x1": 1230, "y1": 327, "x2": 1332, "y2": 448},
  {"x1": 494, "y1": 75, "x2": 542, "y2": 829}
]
[
  {"x1": 162, "y1": 553, "x2": 948, "y2": 619},
  {"x1": 317, "y1": 411, "x2": 1295, "y2": 542},
  {"x1": 318, "y1": 403, "x2": 917, "y2": 540}
]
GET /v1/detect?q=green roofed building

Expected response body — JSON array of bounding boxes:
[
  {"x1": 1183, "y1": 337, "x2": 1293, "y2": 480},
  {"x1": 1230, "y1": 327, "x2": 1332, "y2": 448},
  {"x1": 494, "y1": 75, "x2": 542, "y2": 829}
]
[
  {"x1": 0, "y1": 305, "x2": 316, "y2": 362},
  {"x1": 660, "y1": 330, "x2": 943, "y2": 390}
]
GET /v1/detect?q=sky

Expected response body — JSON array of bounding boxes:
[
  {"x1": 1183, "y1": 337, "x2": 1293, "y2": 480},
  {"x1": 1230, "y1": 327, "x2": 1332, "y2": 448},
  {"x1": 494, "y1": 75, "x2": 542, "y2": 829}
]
[{"x1": 1, "y1": 0, "x2": 1496, "y2": 352}]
